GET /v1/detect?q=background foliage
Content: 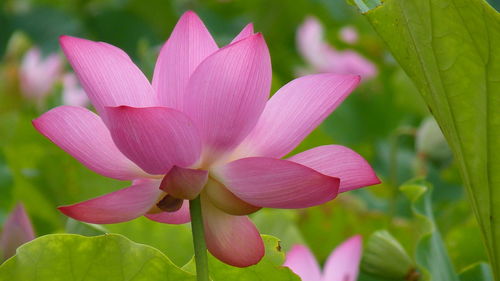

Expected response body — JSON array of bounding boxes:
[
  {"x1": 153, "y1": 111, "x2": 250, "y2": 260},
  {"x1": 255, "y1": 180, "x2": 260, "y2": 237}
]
[{"x1": 0, "y1": 0, "x2": 497, "y2": 280}]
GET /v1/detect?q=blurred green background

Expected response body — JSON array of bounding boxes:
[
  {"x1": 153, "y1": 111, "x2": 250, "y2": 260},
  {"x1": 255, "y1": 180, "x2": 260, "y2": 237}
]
[{"x1": 0, "y1": 0, "x2": 495, "y2": 279}]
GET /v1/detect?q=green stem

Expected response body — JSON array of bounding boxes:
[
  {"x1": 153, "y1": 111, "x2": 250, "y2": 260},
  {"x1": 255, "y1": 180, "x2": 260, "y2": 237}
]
[
  {"x1": 388, "y1": 127, "x2": 417, "y2": 218},
  {"x1": 189, "y1": 196, "x2": 209, "y2": 281}
]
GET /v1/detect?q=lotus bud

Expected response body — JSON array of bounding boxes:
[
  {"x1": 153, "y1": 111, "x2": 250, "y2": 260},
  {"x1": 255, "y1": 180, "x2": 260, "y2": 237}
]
[
  {"x1": 415, "y1": 117, "x2": 452, "y2": 162},
  {"x1": 361, "y1": 230, "x2": 418, "y2": 280},
  {"x1": 1, "y1": 204, "x2": 35, "y2": 261}
]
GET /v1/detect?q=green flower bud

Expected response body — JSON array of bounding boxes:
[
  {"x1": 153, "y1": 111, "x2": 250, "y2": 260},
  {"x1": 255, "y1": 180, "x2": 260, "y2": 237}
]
[
  {"x1": 362, "y1": 230, "x2": 419, "y2": 280},
  {"x1": 415, "y1": 117, "x2": 451, "y2": 162},
  {"x1": 4, "y1": 31, "x2": 32, "y2": 60}
]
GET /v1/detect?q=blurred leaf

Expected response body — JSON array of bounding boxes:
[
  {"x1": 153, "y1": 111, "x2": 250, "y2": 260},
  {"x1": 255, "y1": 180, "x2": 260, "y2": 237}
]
[
  {"x1": 354, "y1": 0, "x2": 500, "y2": 277},
  {"x1": 65, "y1": 218, "x2": 107, "y2": 237},
  {"x1": 183, "y1": 235, "x2": 300, "y2": 281},
  {"x1": 86, "y1": 9, "x2": 158, "y2": 58},
  {"x1": 445, "y1": 220, "x2": 488, "y2": 271},
  {"x1": 401, "y1": 180, "x2": 459, "y2": 281},
  {"x1": 459, "y1": 263, "x2": 493, "y2": 281},
  {"x1": 251, "y1": 209, "x2": 305, "y2": 252},
  {"x1": 0, "y1": 149, "x2": 14, "y2": 211},
  {"x1": 298, "y1": 196, "x2": 418, "y2": 264},
  {"x1": 9, "y1": 6, "x2": 82, "y2": 52},
  {"x1": 0, "y1": 234, "x2": 196, "y2": 281}
]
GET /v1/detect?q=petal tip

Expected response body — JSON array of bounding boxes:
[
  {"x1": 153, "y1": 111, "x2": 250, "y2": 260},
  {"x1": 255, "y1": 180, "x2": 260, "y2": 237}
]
[
  {"x1": 182, "y1": 10, "x2": 198, "y2": 18},
  {"x1": 31, "y1": 118, "x2": 40, "y2": 128},
  {"x1": 57, "y1": 205, "x2": 74, "y2": 219},
  {"x1": 351, "y1": 234, "x2": 363, "y2": 243},
  {"x1": 59, "y1": 35, "x2": 81, "y2": 47}
]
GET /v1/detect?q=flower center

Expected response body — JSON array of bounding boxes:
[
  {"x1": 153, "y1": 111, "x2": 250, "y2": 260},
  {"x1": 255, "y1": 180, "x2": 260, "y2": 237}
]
[{"x1": 156, "y1": 194, "x2": 183, "y2": 212}]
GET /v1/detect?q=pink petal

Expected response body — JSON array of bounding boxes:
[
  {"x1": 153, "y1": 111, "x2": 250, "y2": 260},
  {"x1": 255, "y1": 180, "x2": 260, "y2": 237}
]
[
  {"x1": 20, "y1": 48, "x2": 62, "y2": 100},
  {"x1": 296, "y1": 17, "x2": 377, "y2": 80},
  {"x1": 296, "y1": 17, "x2": 329, "y2": 71},
  {"x1": 33, "y1": 106, "x2": 146, "y2": 180},
  {"x1": 283, "y1": 245, "x2": 322, "y2": 281},
  {"x1": 59, "y1": 36, "x2": 156, "y2": 116},
  {"x1": 216, "y1": 157, "x2": 339, "y2": 208},
  {"x1": 323, "y1": 235, "x2": 362, "y2": 281},
  {"x1": 105, "y1": 106, "x2": 202, "y2": 175},
  {"x1": 204, "y1": 178, "x2": 261, "y2": 216},
  {"x1": 184, "y1": 34, "x2": 272, "y2": 162},
  {"x1": 58, "y1": 181, "x2": 163, "y2": 224},
  {"x1": 323, "y1": 49, "x2": 377, "y2": 80},
  {"x1": 160, "y1": 166, "x2": 208, "y2": 200},
  {"x1": 145, "y1": 201, "x2": 191, "y2": 224},
  {"x1": 230, "y1": 23, "x2": 254, "y2": 43},
  {"x1": 1, "y1": 204, "x2": 35, "y2": 261},
  {"x1": 152, "y1": 11, "x2": 218, "y2": 110},
  {"x1": 202, "y1": 197, "x2": 264, "y2": 267},
  {"x1": 288, "y1": 145, "x2": 380, "y2": 192},
  {"x1": 237, "y1": 74, "x2": 360, "y2": 158},
  {"x1": 339, "y1": 26, "x2": 359, "y2": 44}
]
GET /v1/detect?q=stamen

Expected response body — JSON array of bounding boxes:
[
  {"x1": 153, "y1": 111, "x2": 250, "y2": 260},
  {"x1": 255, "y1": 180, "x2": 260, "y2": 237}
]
[{"x1": 156, "y1": 194, "x2": 183, "y2": 212}]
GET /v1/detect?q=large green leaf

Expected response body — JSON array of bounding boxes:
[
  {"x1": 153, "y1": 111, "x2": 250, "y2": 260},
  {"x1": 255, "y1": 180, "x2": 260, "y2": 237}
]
[
  {"x1": 65, "y1": 217, "x2": 194, "y2": 267},
  {"x1": 183, "y1": 235, "x2": 300, "y2": 281},
  {"x1": 353, "y1": 0, "x2": 500, "y2": 276},
  {"x1": 401, "y1": 180, "x2": 459, "y2": 281},
  {"x1": 0, "y1": 234, "x2": 195, "y2": 281}
]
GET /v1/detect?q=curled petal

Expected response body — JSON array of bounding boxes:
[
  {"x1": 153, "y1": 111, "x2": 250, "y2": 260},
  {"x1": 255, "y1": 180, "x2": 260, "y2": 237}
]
[
  {"x1": 105, "y1": 106, "x2": 202, "y2": 175},
  {"x1": 204, "y1": 179, "x2": 261, "y2": 216},
  {"x1": 236, "y1": 74, "x2": 360, "y2": 159},
  {"x1": 288, "y1": 145, "x2": 380, "y2": 192},
  {"x1": 33, "y1": 106, "x2": 147, "y2": 180},
  {"x1": 283, "y1": 245, "x2": 322, "y2": 281},
  {"x1": 160, "y1": 166, "x2": 208, "y2": 200},
  {"x1": 145, "y1": 201, "x2": 191, "y2": 224},
  {"x1": 230, "y1": 23, "x2": 254, "y2": 44},
  {"x1": 202, "y1": 197, "x2": 264, "y2": 267},
  {"x1": 1, "y1": 204, "x2": 35, "y2": 261},
  {"x1": 323, "y1": 235, "x2": 363, "y2": 281},
  {"x1": 153, "y1": 11, "x2": 218, "y2": 110},
  {"x1": 184, "y1": 34, "x2": 272, "y2": 162},
  {"x1": 216, "y1": 157, "x2": 339, "y2": 208},
  {"x1": 58, "y1": 181, "x2": 163, "y2": 224},
  {"x1": 59, "y1": 36, "x2": 156, "y2": 116}
]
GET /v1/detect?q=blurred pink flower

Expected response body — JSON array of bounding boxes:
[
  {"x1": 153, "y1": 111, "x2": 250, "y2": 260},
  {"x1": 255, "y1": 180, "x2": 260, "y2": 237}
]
[
  {"x1": 284, "y1": 236, "x2": 362, "y2": 281},
  {"x1": 297, "y1": 17, "x2": 376, "y2": 80},
  {"x1": 1, "y1": 204, "x2": 35, "y2": 261},
  {"x1": 33, "y1": 11, "x2": 379, "y2": 267},
  {"x1": 19, "y1": 47, "x2": 62, "y2": 102},
  {"x1": 339, "y1": 26, "x2": 359, "y2": 44},
  {"x1": 62, "y1": 73, "x2": 89, "y2": 107}
]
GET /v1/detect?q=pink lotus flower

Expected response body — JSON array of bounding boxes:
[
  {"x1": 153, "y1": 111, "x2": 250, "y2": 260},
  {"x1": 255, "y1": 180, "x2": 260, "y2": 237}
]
[
  {"x1": 284, "y1": 236, "x2": 362, "y2": 281},
  {"x1": 33, "y1": 11, "x2": 379, "y2": 267},
  {"x1": 19, "y1": 47, "x2": 62, "y2": 102},
  {"x1": 62, "y1": 73, "x2": 90, "y2": 107},
  {"x1": 1, "y1": 204, "x2": 35, "y2": 261},
  {"x1": 297, "y1": 17, "x2": 376, "y2": 80}
]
